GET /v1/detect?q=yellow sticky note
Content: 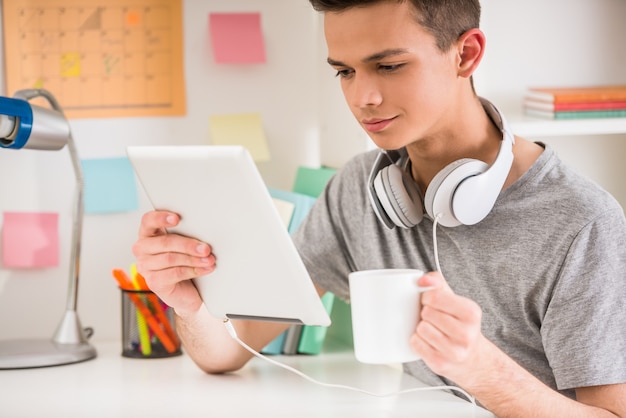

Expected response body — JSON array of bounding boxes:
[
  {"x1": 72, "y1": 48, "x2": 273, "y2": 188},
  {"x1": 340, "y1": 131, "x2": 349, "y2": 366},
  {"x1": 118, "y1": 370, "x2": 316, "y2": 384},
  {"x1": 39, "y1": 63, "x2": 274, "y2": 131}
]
[
  {"x1": 208, "y1": 113, "x2": 271, "y2": 162},
  {"x1": 61, "y1": 53, "x2": 81, "y2": 77}
]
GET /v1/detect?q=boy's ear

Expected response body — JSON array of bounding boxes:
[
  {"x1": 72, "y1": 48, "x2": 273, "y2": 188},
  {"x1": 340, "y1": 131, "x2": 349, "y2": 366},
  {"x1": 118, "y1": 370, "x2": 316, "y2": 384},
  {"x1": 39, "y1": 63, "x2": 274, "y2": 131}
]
[{"x1": 456, "y1": 28, "x2": 485, "y2": 79}]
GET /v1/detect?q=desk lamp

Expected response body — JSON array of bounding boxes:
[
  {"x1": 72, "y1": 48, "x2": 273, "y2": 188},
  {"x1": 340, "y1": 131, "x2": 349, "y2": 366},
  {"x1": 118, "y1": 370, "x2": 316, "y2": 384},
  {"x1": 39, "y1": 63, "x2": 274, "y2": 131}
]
[{"x1": 0, "y1": 89, "x2": 96, "y2": 368}]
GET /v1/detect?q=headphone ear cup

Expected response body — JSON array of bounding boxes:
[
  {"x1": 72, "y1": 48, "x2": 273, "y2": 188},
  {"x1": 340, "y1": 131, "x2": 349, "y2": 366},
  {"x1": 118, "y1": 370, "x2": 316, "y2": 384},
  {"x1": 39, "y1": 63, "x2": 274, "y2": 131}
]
[
  {"x1": 424, "y1": 158, "x2": 489, "y2": 227},
  {"x1": 373, "y1": 164, "x2": 424, "y2": 228}
]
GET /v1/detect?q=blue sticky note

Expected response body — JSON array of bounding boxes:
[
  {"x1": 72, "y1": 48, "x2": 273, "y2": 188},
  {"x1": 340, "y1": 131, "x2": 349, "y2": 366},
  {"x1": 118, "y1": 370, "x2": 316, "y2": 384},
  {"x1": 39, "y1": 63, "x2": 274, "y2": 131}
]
[{"x1": 81, "y1": 157, "x2": 138, "y2": 214}]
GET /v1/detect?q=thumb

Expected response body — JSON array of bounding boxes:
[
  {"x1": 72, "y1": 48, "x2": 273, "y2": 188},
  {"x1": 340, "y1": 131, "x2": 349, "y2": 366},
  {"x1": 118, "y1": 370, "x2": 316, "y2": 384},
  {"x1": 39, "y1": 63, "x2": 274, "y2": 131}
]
[{"x1": 418, "y1": 271, "x2": 453, "y2": 293}]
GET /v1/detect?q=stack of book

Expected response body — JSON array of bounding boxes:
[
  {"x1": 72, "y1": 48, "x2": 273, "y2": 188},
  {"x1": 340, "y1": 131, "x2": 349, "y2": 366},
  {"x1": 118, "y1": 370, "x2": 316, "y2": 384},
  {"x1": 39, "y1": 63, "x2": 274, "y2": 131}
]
[
  {"x1": 523, "y1": 85, "x2": 626, "y2": 120},
  {"x1": 262, "y1": 165, "x2": 340, "y2": 356}
]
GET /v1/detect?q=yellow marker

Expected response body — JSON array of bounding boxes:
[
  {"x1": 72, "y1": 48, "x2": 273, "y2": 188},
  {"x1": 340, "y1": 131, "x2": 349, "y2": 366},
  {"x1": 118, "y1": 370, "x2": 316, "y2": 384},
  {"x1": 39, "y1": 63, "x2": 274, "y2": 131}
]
[{"x1": 129, "y1": 264, "x2": 151, "y2": 356}]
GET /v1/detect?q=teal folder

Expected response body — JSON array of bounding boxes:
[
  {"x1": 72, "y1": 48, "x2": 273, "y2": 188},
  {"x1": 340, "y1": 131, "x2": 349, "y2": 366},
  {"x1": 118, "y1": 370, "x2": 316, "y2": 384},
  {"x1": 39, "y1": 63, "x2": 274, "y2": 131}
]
[{"x1": 292, "y1": 166, "x2": 337, "y2": 198}]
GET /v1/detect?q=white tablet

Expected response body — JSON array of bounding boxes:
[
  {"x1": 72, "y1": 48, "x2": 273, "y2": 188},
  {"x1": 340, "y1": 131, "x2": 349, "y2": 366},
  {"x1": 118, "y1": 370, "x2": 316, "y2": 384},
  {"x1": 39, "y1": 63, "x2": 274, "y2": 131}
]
[{"x1": 127, "y1": 145, "x2": 331, "y2": 327}]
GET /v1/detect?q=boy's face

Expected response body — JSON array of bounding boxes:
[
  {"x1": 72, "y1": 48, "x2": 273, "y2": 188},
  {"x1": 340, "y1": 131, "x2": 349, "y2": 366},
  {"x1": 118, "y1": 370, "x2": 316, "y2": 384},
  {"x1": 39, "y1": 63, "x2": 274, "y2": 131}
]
[{"x1": 325, "y1": 1, "x2": 461, "y2": 151}]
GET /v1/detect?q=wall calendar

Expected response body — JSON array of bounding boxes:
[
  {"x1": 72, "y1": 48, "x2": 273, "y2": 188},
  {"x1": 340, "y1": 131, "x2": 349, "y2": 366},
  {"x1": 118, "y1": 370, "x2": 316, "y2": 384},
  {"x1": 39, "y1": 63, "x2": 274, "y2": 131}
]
[{"x1": 2, "y1": 0, "x2": 186, "y2": 118}]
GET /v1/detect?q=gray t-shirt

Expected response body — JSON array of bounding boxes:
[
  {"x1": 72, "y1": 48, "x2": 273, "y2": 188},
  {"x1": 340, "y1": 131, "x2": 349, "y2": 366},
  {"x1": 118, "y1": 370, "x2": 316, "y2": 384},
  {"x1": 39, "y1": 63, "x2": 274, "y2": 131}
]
[{"x1": 293, "y1": 144, "x2": 626, "y2": 399}]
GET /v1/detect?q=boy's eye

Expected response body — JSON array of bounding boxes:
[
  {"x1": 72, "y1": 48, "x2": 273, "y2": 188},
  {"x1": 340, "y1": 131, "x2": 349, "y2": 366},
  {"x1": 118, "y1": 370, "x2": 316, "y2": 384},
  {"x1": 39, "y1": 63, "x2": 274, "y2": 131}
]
[
  {"x1": 378, "y1": 63, "x2": 404, "y2": 72},
  {"x1": 335, "y1": 69, "x2": 354, "y2": 78}
]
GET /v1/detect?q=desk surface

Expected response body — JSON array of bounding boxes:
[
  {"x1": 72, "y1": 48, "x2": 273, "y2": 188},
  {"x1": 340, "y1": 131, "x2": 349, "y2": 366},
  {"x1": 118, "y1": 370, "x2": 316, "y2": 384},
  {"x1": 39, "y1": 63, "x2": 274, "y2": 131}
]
[{"x1": 0, "y1": 341, "x2": 494, "y2": 418}]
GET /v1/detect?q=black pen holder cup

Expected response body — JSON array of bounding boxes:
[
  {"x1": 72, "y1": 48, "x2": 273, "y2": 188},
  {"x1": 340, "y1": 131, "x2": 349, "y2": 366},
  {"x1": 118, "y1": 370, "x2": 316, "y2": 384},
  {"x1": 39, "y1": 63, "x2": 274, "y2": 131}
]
[{"x1": 120, "y1": 288, "x2": 182, "y2": 358}]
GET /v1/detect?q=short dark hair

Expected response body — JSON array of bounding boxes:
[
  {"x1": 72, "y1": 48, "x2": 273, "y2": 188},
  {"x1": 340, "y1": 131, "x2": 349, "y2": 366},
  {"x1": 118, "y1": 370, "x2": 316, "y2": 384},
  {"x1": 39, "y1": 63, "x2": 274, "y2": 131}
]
[{"x1": 308, "y1": 0, "x2": 481, "y2": 52}]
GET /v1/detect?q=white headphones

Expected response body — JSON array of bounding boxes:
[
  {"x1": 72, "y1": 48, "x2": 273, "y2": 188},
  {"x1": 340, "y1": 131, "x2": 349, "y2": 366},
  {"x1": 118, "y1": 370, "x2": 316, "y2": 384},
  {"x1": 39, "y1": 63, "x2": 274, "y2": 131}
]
[{"x1": 367, "y1": 97, "x2": 515, "y2": 229}]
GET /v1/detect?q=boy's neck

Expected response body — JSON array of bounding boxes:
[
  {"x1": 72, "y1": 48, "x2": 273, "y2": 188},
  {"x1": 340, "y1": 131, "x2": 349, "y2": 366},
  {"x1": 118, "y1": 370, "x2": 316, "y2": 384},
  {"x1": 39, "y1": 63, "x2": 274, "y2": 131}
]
[{"x1": 405, "y1": 96, "x2": 502, "y2": 192}]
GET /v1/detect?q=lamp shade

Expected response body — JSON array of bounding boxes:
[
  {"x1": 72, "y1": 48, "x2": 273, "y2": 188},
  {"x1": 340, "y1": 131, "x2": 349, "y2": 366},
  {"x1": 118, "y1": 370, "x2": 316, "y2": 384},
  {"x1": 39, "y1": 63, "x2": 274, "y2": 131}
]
[{"x1": 0, "y1": 96, "x2": 69, "y2": 151}]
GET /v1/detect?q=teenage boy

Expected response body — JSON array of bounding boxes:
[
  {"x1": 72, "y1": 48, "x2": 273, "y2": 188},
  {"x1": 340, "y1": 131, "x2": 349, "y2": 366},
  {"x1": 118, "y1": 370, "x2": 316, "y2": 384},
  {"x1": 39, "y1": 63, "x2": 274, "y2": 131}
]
[{"x1": 133, "y1": 1, "x2": 626, "y2": 416}]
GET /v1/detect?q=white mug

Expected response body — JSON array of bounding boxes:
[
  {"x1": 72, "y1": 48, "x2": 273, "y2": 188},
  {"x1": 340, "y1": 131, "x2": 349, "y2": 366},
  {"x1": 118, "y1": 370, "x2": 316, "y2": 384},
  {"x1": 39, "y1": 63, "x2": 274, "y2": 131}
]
[{"x1": 348, "y1": 269, "x2": 430, "y2": 364}]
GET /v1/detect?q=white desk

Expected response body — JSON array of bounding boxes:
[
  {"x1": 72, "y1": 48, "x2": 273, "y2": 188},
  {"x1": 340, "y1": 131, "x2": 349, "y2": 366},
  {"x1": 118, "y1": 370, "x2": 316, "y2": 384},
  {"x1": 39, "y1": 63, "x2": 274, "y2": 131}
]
[{"x1": 0, "y1": 341, "x2": 495, "y2": 417}]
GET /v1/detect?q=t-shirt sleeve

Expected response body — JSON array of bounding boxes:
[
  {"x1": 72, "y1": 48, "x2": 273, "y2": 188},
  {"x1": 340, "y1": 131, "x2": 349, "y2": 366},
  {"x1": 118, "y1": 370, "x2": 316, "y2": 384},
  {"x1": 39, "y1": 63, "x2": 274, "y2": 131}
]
[{"x1": 541, "y1": 205, "x2": 626, "y2": 390}]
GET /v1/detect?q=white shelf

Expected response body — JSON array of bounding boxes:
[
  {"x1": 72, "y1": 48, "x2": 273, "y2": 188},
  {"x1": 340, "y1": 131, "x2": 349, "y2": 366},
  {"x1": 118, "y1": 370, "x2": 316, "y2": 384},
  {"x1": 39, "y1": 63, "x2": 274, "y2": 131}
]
[{"x1": 507, "y1": 112, "x2": 626, "y2": 138}]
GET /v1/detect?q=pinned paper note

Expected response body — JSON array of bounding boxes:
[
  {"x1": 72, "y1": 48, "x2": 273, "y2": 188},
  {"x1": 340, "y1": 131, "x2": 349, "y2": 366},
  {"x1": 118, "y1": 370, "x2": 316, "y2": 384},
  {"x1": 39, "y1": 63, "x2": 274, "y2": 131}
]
[
  {"x1": 125, "y1": 9, "x2": 142, "y2": 26},
  {"x1": 61, "y1": 52, "x2": 81, "y2": 77},
  {"x1": 209, "y1": 12, "x2": 266, "y2": 64},
  {"x1": 2, "y1": 212, "x2": 59, "y2": 268},
  {"x1": 209, "y1": 113, "x2": 271, "y2": 161},
  {"x1": 81, "y1": 157, "x2": 138, "y2": 214}
]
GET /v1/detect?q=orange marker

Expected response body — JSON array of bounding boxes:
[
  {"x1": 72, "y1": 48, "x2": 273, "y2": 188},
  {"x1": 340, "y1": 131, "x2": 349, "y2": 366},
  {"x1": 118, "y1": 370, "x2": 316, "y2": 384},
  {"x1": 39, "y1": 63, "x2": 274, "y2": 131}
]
[
  {"x1": 132, "y1": 269, "x2": 180, "y2": 350},
  {"x1": 112, "y1": 268, "x2": 134, "y2": 290}
]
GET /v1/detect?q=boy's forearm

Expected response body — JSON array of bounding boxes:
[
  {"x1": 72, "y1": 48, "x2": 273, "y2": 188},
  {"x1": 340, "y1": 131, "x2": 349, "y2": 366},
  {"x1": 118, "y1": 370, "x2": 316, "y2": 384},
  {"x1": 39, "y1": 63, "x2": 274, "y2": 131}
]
[
  {"x1": 459, "y1": 338, "x2": 618, "y2": 418},
  {"x1": 175, "y1": 308, "x2": 290, "y2": 374}
]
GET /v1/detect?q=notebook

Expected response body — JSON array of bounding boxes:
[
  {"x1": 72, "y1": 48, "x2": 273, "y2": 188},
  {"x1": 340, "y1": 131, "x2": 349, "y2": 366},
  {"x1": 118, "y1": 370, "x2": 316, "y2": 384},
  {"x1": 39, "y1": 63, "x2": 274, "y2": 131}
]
[{"x1": 127, "y1": 145, "x2": 331, "y2": 327}]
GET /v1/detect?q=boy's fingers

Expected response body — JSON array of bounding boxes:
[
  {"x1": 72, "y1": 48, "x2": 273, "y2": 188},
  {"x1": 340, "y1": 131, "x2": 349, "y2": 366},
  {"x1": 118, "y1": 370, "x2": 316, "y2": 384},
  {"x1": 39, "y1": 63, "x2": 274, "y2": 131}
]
[{"x1": 138, "y1": 211, "x2": 180, "y2": 238}]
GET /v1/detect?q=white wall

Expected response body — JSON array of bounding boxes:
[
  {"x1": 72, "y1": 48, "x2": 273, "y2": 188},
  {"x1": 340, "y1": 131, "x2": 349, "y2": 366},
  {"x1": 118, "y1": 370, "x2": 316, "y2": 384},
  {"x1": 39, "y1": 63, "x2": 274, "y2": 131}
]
[{"x1": 0, "y1": 0, "x2": 322, "y2": 341}]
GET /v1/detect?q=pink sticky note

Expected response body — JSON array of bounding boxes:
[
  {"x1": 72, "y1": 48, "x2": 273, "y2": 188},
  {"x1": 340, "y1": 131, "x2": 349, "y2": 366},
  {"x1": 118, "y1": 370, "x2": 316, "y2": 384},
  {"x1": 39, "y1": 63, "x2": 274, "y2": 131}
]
[
  {"x1": 2, "y1": 212, "x2": 59, "y2": 268},
  {"x1": 209, "y1": 12, "x2": 266, "y2": 64}
]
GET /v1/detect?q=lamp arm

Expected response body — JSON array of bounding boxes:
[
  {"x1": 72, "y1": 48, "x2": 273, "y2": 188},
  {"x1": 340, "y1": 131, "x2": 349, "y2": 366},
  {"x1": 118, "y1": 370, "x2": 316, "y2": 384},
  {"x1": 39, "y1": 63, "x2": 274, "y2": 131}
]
[
  {"x1": 14, "y1": 89, "x2": 87, "y2": 341},
  {"x1": 64, "y1": 124, "x2": 84, "y2": 313}
]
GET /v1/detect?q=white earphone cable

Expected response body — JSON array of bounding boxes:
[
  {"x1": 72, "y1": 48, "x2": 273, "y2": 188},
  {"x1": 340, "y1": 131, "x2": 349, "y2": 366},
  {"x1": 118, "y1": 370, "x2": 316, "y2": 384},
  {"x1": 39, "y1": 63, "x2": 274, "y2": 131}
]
[
  {"x1": 433, "y1": 213, "x2": 444, "y2": 276},
  {"x1": 222, "y1": 319, "x2": 476, "y2": 413}
]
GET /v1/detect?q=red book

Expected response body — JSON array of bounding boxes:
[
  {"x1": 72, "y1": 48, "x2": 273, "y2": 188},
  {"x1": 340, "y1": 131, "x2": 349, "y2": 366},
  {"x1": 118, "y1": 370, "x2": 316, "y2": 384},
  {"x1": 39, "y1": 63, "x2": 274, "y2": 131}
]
[{"x1": 525, "y1": 85, "x2": 626, "y2": 103}]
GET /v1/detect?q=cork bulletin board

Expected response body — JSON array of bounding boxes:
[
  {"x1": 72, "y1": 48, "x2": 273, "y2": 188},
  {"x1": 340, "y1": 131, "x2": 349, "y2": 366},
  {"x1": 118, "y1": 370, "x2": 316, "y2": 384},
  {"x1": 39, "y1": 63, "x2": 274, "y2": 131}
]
[{"x1": 2, "y1": 0, "x2": 186, "y2": 118}]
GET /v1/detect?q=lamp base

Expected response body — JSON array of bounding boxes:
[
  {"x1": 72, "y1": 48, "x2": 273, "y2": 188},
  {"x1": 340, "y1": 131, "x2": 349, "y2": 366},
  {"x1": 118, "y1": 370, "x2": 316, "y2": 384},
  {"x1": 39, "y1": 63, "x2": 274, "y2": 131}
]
[{"x1": 0, "y1": 339, "x2": 97, "y2": 369}]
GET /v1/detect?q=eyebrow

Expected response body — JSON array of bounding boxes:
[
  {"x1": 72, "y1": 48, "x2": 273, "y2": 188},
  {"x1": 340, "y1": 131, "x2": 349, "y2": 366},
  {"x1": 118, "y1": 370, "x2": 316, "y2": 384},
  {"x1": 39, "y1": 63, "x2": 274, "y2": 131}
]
[{"x1": 327, "y1": 48, "x2": 409, "y2": 67}]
